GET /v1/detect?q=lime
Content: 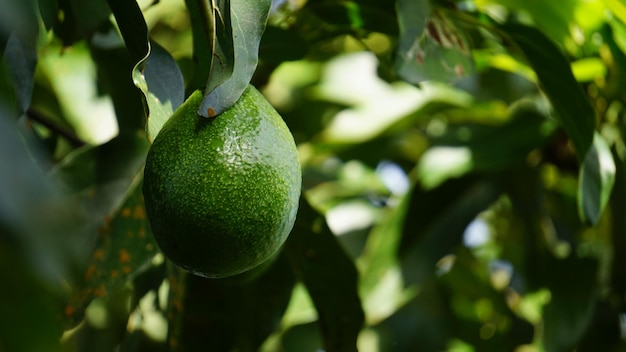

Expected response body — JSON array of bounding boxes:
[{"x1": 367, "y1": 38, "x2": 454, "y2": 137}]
[{"x1": 143, "y1": 85, "x2": 301, "y2": 278}]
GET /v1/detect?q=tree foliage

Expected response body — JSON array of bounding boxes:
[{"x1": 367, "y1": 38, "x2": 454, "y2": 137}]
[{"x1": 2, "y1": 0, "x2": 626, "y2": 351}]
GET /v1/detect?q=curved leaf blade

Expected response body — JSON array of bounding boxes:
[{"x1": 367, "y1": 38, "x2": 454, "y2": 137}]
[
  {"x1": 501, "y1": 23, "x2": 595, "y2": 160},
  {"x1": 198, "y1": 0, "x2": 271, "y2": 117}
]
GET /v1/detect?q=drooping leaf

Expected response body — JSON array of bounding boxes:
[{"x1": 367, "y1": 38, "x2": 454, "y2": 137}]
[
  {"x1": 501, "y1": 23, "x2": 595, "y2": 160},
  {"x1": 284, "y1": 197, "x2": 364, "y2": 352},
  {"x1": 167, "y1": 253, "x2": 296, "y2": 351},
  {"x1": 198, "y1": 0, "x2": 271, "y2": 117},
  {"x1": 399, "y1": 175, "x2": 502, "y2": 286},
  {"x1": 395, "y1": 2, "x2": 473, "y2": 83},
  {"x1": 106, "y1": 0, "x2": 149, "y2": 64},
  {"x1": 577, "y1": 132, "x2": 616, "y2": 225}
]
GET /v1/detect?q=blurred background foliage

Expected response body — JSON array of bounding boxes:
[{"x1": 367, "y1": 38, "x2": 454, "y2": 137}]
[{"x1": 2, "y1": 0, "x2": 626, "y2": 351}]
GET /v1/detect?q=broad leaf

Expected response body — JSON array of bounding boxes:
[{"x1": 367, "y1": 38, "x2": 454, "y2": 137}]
[
  {"x1": 284, "y1": 197, "x2": 364, "y2": 352},
  {"x1": 577, "y1": 132, "x2": 616, "y2": 225},
  {"x1": 198, "y1": 0, "x2": 271, "y2": 117},
  {"x1": 205, "y1": 0, "x2": 234, "y2": 98},
  {"x1": 395, "y1": 2, "x2": 473, "y2": 83},
  {"x1": 501, "y1": 23, "x2": 595, "y2": 160},
  {"x1": 63, "y1": 178, "x2": 158, "y2": 325}
]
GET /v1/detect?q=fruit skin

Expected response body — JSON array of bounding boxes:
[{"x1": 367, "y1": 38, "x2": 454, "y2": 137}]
[{"x1": 143, "y1": 85, "x2": 301, "y2": 278}]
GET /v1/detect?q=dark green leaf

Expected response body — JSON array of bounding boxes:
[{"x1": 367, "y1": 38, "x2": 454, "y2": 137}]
[
  {"x1": 284, "y1": 197, "x2": 364, "y2": 352},
  {"x1": 106, "y1": 0, "x2": 149, "y2": 64},
  {"x1": 54, "y1": 0, "x2": 110, "y2": 44},
  {"x1": 542, "y1": 256, "x2": 598, "y2": 352},
  {"x1": 395, "y1": 3, "x2": 473, "y2": 83},
  {"x1": 400, "y1": 175, "x2": 502, "y2": 286},
  {"x1": 198, "y1": 0, "x2": 271, "y2": 117},
  {"x1": 577, "y1": 133, "x2": 615, "y2": 225},
  {"x1": 501, "y1": 23, "x2": 595, "y2": 160},
  {"x1": 259, "y1": 26, "x2": 308, "y2": 63},
  {"x1": 167, "y1": 253, "x2": 296, "y2": 351}
]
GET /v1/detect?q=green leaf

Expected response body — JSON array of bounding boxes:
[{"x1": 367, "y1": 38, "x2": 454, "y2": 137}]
[
  {"x1": 577, "y1": 132, "x2": 616, "y2": 225},
  {"x1": 64, "y1": 178, "x2": 158, "y2": 325},
  {"x1": 106, "y1": 0, "x2": 149, "y2": 64},
  {"x1": 136, "y1": 41, "x2": 185, "y2": 142},
  {"x1": 395, "y1": 3, "x2": 473, "y2": 83},
  {"x1": 501, "y1": 23, "x2": 595, "y2": 160},
  {"x1": 542, "y1": 256, "x2": 598, "y2": 352},
  {"x1": 400, "y1": 175, "x2": 502, "y2": 286},
  {"x1": 198, "y1": 0, "x2": 271, "y2": 117},
  {"x1": 167, "y1": 254, "x2": 296, "y2": 351},
  {"x1": 284, "y1": 197, "x2": 364, "y2": 352},
  {"x1": 205, "y1": 0, "x2": 234, "y2": 98},
  {"x1": 53, "y1": 0, "x2": 110, "y2": 44}
]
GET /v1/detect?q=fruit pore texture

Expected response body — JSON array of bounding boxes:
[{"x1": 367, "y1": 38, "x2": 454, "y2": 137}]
[{"x1": 143, "y1": 85, "x2": 301, "y2": 278}]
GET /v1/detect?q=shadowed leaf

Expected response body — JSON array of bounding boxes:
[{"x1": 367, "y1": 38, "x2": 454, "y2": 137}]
[
  {"x1": 501, "y1": 23, "x2": 595, "y2": 160},
  {"x1": 284, "y1": 197, "x2": 364, "y2": 352}
]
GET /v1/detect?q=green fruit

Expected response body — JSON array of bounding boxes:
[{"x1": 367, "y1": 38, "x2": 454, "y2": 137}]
[{"x1": 143, "y1": 85, "x2": 301, "y2": 278}]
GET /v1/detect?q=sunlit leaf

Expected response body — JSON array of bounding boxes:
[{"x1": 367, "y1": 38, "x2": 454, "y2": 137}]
[
  {"x1": 578, "y1": 132, "x2": 616, "y2": 225},
  {"x1": 136, "y1": 41, "x2": 185, "y2": 142},
  {"x1": 501, "y1": 23, "x2": 595, "y2": 160}
]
